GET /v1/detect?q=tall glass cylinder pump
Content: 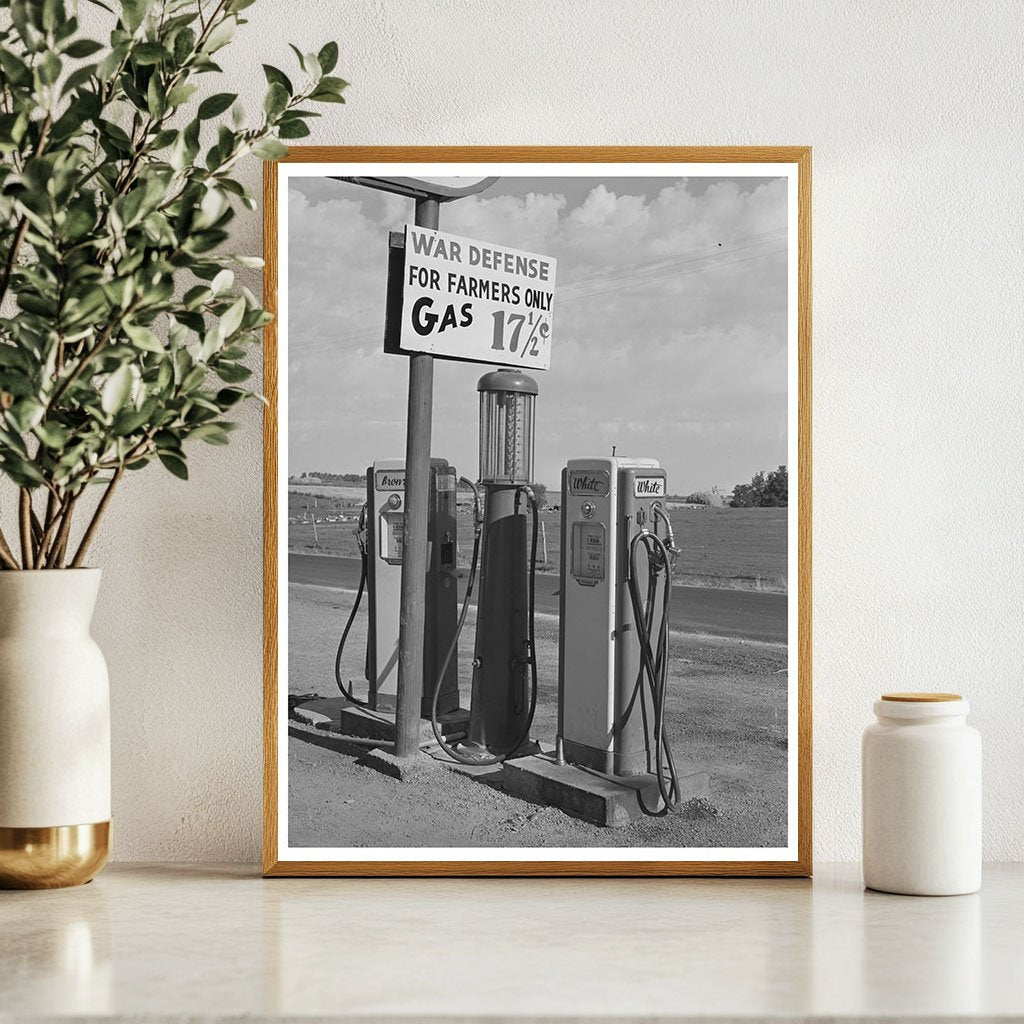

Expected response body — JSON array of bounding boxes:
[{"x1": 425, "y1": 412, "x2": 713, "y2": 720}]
[{"x1": 477, "y1": 370, "x2": 537, "y2": 485}]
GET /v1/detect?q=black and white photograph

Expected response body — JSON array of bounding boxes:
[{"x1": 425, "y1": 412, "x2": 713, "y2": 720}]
[{"x1": 268, "y1": 152, "x2": 810, "y2": 873}]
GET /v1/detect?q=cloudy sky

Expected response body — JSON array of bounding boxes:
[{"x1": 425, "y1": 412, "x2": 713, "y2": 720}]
[{"x1": 286, "y1": 174, "x2": 788, "y2": 494}]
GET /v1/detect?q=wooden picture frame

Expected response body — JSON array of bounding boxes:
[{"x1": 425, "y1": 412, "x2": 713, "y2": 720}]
[{"x1": 263, "y1": 147, "x2": 812, "y2": 876}]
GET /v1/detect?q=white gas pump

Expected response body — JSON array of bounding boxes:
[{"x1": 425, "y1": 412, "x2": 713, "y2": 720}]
[
  {"x1": 558, "y1": 456, "x2": 682, "y2": 811},
  {"x1": 332, "y1": 458, "x2": 460, "y2": 717}
]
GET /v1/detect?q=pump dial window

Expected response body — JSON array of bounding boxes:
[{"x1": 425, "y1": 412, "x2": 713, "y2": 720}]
[{"x1": 570, "y1": 522, "x2": 606, "y2": 586}]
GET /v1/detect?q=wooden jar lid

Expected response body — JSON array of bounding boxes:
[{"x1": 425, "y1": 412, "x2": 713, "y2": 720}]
[{"x1": 881, "y1": 692, "x2": 962, "y2": 702}]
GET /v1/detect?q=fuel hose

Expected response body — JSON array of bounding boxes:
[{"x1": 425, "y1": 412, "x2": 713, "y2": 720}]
[
  {"x1": 626, "y1": 519, "x2": 681, "y2": 813},
  {"x1": 333, "y1": 504, "x2": 370, "y2": 706}
]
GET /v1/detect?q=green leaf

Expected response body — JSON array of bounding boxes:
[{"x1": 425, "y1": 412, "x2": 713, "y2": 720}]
[
  {"x1": 277, "y1": 120, "x2": 310, "y2": 140},
  {"x1": 309, "y1": 87, "x2": 346, "y2": 104},
  {"x1": 123, "y1": 322, "x2": 164, "y2": 353},
  {"x1": 317, "y1": 41, "x2": 339, "y2": 75},
  {"x1": 203, "y1": 16, "x2": 236, "y2": 53},
  {"x1": 9, "y1": 399, "x2": 45, "y2": 432},
  {"x1": 34, "y1": 421, "x2": 70, "y2": 449},
  {"x1": 318, "y1": 75, "x2": 349, "y2": 93},
  {"x1": 262, "y1": 64, "x2": 292, "y2": 95},
  {"x1": 0, "y1": 49, "x2": 33, "y2": 86},
  {"x1": 101, "y1": 365, "x2": 133, "y2": 414},
  {"x1": 173, "y1": 26, "x2": 196, "y2": 65},
  {"x1": 189, "y1": 422, "x2": 231, "y2": 445},
  {"x1": 214, "y1": 362, "x2": 251, "y2": 383},
  {"x1": 121, "y1": 0, "x2": 153, "y2": 33},
  {"x1": 147, "y1": 74, "x2": 166, "y2": 117},
  {"x1": 63, "y1": 38, "x2": 104, "y2": 58},
  {"x1": 61, "y1": 62, "x2": 98, "y2": 96},
  {"x1": 112, "y1": 404, "x2": 152, "y2": 435},
  {"x1": 132, "y1": 42, "x2": 168, "y2": 66},
  {"x1": 198, "y1": 91, "x2": 236, "y2": 119},
  {"x1": 38, "y1": 51, "x2": 62, "y2": 86},
  {"x1": 216, "y1": 388, "x2": 247, "y2": 407},
  {"x1": 251, "y1": 137, "x2": 287, "y2": 160},
  {"x1": 218, "y1": 296, "x2": 246, "y2": 339},
  {"x1": 166, "y1": 82, "x2": 199, "y2": 107},
  {"x1": 264, "y1": 81, "x2": 288, "y2": 117},
  {"x1": 10, "y1": 1, "x2": 44, "y2": 52},
  {"x1": 1, "y1": 455, "x2": 46, "y2": 487},
  {"x1": 210, "y1": 269, "x2": 234, "y2": 294},
  {"x1": 96, "y1": 43, "x2": 128, "y2": 80},
  {"x1": 41, "y1": 0, "x2": 66, "y2": 33},
  {"x1": 158, "y1": 452, "x2": 188, "y2": 479}
]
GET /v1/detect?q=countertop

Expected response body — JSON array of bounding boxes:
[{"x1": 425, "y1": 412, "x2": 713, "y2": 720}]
[{"x1": 2, "y1": 863, "x2": 1022, "y2": 1022}]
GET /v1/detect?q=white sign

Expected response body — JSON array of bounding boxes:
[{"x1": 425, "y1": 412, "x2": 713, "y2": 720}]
[
  {"x1": 633, "y1": 476, "x2": 666, "y2": 498},
  {"x1": 396, "y1": 225, "x2": 556, "y2": 370}
]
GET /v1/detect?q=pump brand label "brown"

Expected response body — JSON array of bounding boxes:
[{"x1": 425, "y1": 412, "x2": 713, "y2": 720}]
[{"x1": 375, "y1": 470, "x2": 406, "y2": 491}]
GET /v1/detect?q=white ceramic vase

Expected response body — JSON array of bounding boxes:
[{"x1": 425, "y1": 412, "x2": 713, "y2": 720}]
[{"x1": 0, "y1": 569, "x2": 111, "y2": 888}]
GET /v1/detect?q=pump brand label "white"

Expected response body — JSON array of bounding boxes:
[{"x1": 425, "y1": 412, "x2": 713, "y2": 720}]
[
  {"x1": 375, "y1": 470, "x2": 405, "y2": 491},
  {"x1": 568, "y1": 470, "x2": 610, "y2": 497},
  {"x1": 633, "y1": 476, "x2": 666, "y2": 498}
]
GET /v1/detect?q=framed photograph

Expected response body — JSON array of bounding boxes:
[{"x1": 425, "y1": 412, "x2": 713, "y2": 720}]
[{"x1": 263, "y1": 147, "x2": 811, "y2": 876}]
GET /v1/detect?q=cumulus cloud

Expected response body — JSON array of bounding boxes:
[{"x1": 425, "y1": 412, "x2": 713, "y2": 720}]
[{"x1": 286, "y1": 175, "x2": 788, "y2": 493}]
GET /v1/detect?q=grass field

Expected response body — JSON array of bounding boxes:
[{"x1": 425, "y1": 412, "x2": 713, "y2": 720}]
[{"x1": 288, "y1": 486, "x2": 788, "y2": 593}]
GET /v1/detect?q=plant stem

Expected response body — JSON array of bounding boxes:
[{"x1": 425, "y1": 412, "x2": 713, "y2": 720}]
[
  {"x1": 45, "y1": 492, "x2": 79, "y2": 569},
  {"x1": 0, "y1": 527, "x2": 19, "y2": 570},
  {"x1": 18, "y1": 489, "x2": 34, "y2": 569},
  {"x1": 35, "y1": 487, "x2": 66, "y2": 566},
  {"x1": 70, "y1": 466, "x2": 124, "y2": 568}
]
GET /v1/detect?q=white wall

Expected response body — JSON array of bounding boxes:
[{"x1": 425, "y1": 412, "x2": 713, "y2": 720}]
[{"x1": 74, "y1": 0, "x2": 1023, "y2": 862}]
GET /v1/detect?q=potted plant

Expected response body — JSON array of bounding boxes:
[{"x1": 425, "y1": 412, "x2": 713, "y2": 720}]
[{"x1": 0, "y1": 0, "x2": 344, "y2": 887}]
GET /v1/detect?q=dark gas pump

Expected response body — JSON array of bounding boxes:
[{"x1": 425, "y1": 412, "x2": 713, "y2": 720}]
[{"x1": 431, "y1": 369, "x2": 541, "y2": 764}]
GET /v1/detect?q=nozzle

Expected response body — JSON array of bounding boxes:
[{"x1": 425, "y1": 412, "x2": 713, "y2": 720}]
[
  {"x1": 652, "y1": 503, "x2": 680, "y2": 559},
  {"x1": 355, "y1": 502, "x2": 368, "y2": 555}
]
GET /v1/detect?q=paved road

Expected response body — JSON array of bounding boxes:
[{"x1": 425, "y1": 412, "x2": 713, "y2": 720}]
[{"x1": 289, "y1": 553, "x2": 787, "y2": 644}]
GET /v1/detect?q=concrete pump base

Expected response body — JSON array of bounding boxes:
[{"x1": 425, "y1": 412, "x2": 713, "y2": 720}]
[
  {"x1": 501, "y1": 752, "x2": 713, "y2": 827},
  {"x1": 291, "y1": 697, "x2": 468, "y2": 747}
]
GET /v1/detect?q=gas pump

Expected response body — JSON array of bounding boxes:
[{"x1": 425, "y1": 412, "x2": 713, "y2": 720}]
[
  {"x1": 430, "y1": 370, "x2": 542, "y2": 765},
  {"x1": 332, "y1": 458, "x2": 461, "y2": 717},
  {"x1": 557, "y1": 456, "x2": 682, "y2": 812}
]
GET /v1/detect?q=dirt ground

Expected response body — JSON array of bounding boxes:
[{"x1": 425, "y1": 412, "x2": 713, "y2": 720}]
[{"x1": 287, "y1": 582, "x2": 789, "y2": 849}]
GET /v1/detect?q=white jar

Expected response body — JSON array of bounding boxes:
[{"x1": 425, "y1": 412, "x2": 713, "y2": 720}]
[{"x1": 862, "y1": 693, "x2": 981, "y2": 895}]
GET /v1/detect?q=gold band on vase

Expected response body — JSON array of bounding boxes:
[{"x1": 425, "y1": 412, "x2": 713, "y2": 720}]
[{"x1": 0, "y1": 821, "x2": 110, "y2": 889}]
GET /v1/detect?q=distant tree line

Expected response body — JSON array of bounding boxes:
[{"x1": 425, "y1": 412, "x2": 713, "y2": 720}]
[
  {"x1": 730, "y1": 466, "x2": 788, "y2": 507},
  {"x1": 290, "y1": 471, "x2": 366, "y2": 485}
]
